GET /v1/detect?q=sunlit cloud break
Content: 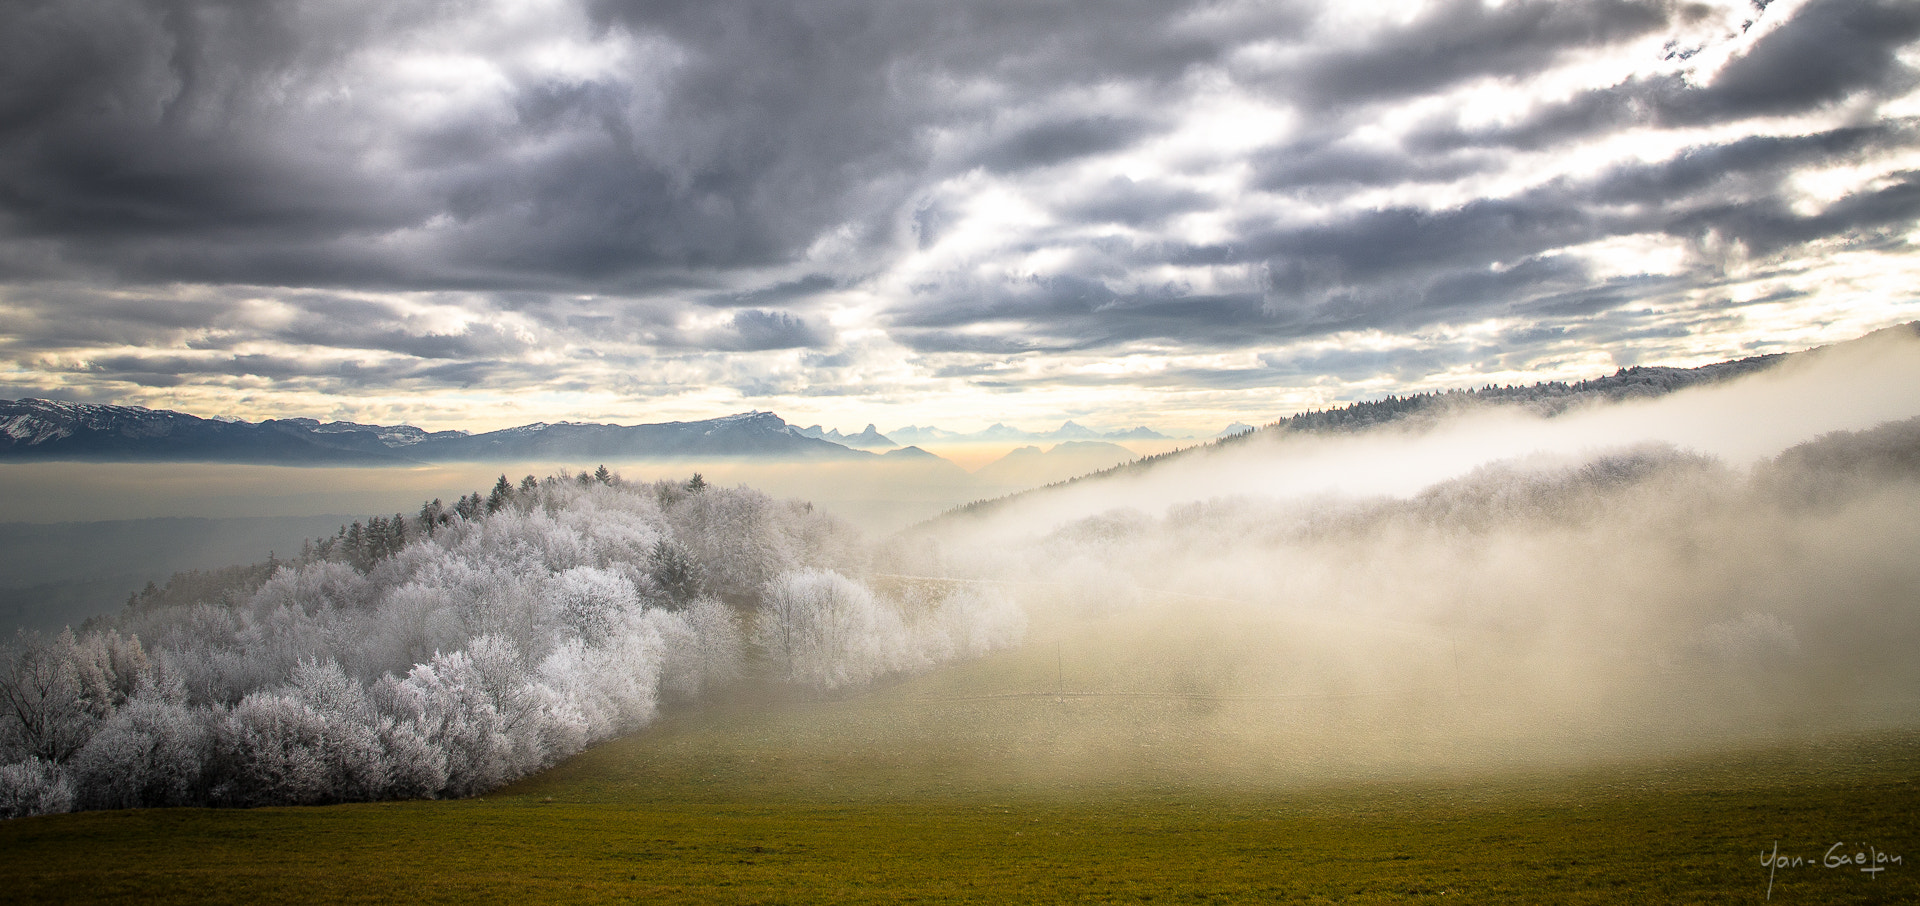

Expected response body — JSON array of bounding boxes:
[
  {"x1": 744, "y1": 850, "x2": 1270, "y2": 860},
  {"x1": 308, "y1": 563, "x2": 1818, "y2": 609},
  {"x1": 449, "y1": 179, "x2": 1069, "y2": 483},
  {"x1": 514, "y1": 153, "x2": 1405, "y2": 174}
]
[{"x1": 1, "y1": 0, "x2": 1918, "y2": 432}]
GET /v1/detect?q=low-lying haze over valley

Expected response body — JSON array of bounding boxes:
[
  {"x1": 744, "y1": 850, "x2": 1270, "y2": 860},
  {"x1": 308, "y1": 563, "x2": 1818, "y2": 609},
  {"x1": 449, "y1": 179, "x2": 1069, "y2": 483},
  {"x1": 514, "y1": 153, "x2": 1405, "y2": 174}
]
[{"x1": 4, "y1": 325, "x2": 1919, "y2": 822}]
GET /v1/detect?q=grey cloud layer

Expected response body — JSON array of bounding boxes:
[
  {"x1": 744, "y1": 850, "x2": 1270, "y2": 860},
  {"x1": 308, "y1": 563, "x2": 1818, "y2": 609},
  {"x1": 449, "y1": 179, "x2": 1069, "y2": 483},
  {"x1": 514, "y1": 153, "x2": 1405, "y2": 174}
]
[{"x1": 0, "y1": 0, "x2": 1916, "y2": 405}]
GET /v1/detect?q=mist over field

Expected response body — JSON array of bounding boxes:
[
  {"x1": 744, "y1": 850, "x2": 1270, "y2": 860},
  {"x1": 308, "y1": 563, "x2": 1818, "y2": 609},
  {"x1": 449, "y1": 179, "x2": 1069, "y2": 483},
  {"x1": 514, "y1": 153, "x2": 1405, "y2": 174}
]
[
  {"x1": 4, "y1": 329, "x2": 1919, "y2": 818},
  {"x1": 866, "y1": 329, "x2": 1920, "y2": 781}
]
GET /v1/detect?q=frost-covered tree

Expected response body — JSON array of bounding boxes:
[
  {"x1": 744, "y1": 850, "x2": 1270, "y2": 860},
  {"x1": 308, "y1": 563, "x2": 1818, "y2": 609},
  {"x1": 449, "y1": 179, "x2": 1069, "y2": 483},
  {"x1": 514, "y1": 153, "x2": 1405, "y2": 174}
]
[
  {"x1": 69, "y1": 672, "x2": 210, "y2": 810},
  {"x1": 755, "y1": 569, "x2": 906, "y2": 689},
  {"x1": 646, "y1": 540, "x2": 702, "y2": 609},
  {"x1": 0, "y1": 469, "x2": 1026, "y2": 816},
  {"x1": 0, "y1": 632, "x2": 100, "y2": 763},
  {"x1": 0, "y1": 757, "x2": 71, "y2": 818}
]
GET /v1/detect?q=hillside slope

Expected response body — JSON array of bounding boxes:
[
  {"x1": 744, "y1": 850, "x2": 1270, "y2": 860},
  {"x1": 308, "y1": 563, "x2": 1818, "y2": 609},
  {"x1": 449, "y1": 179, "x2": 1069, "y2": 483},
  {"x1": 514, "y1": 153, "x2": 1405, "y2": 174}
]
[{"x1": 926, "y1": 323, "x2": 1919, "y2": 526}]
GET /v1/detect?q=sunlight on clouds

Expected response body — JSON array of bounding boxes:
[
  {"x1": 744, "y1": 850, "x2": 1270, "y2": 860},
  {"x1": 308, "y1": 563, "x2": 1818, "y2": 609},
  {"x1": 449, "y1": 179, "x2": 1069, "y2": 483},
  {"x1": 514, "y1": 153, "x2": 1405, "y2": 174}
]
[
  {"x1": 1310, "y1": 0, "x2": 1435, "y2": 35},
  {"x1": 1787, "y1": 148, "x2": 1920, "y2": 215},
  {"x1": 380, "y1": 53, "x2": 511, "y2": 121},
  {"x1": 1568, "y1": 234, "x2": 1691, "y2": 281},
  {"x1": 1, "y1": 0, "x2": 1915, "y2": 435},
  {"x1": 1173, "y1": 90, "x2": 1296, "y2": 160}
]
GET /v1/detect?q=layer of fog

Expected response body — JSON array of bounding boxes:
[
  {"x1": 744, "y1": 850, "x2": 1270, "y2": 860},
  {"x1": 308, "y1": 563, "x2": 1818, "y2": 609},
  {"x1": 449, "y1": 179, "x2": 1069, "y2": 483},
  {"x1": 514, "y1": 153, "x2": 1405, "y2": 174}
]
[
  {"x1": 866, "y1": 331, "x2": 1920, "y2": 782},
  {"x1": 0, "y1": 516, "x2": 355, "y2": 635},
  {"x1": 939, "y1": 328, "x2": 1920, "y2": 544},
  {"x1": 0, "y1": 445, "x2": 1152, "y2": 536},
  {"x1": 0, "y1": 430, "x2": 1143, "y2": 636}
]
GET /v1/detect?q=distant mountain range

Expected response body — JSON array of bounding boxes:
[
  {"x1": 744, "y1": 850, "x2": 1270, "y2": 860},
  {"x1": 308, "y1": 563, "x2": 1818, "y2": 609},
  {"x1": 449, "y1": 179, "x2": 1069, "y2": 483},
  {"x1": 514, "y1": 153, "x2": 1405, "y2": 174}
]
[
  {"x1": 0, "y1": 398, "x2": 1191, "y2": 465},
  {"x1": 793, "y1": 423, "x2": 898, "y2": 449},
  {"x1": 0, "y1": 401, "x2": 883, "y2": 464},
  {"x1": 0, "y1": 399, "x2": 423, "y2": 464},
  {"x1": 969, "y1": 441, "x2": 1138, "y2": 489},
  {"x1": 887, "y1": 420, "x2": 1174, "y2": 445}
]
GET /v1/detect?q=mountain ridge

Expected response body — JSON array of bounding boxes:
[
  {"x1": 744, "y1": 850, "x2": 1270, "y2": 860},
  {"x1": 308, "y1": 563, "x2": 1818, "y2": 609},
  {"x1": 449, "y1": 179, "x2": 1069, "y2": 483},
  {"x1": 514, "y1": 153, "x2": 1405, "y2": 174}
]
[
  {"x1": 919, "y1": 322, "x2": 1920, "y2": 528},
  {"x1": 888, "y1": 421, "x2": 1174, "y2": 445},
  {"x1": 0, "y1": 403, "x2": 869, "y2": 464}
]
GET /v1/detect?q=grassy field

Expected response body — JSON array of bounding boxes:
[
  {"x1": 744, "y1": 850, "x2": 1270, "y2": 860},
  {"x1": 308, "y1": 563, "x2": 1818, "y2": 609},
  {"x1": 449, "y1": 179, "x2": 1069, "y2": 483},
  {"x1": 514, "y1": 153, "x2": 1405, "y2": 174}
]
[{"x1": 3, "y1": 603, "x2": 1916, "y2": 904}]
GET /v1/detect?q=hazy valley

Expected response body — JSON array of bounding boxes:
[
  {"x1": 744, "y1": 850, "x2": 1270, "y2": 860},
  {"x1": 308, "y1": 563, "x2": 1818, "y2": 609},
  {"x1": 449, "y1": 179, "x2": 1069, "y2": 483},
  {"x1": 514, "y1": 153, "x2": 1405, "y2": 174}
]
[{"x1": 2, "y1": 327, "x2": 1918, "y2": 901}]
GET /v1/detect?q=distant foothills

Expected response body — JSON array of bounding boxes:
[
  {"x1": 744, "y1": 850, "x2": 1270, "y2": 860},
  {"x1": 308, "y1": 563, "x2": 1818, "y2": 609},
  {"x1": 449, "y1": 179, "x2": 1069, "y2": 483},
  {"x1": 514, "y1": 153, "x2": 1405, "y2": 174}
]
[
  {"x1": 3, "y1": 322, "x2": 1914, "y2": 467},
  {"x1": 0, "y1": 400, "x2": 1185, "y2": 466}
]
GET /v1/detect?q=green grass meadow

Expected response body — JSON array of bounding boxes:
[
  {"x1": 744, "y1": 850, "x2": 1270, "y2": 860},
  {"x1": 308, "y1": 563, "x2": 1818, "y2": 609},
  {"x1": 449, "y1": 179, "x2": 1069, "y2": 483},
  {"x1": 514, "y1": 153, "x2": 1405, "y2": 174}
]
[{"x1": 3, "y1": 604, "x2": 1916, "y2": 903}]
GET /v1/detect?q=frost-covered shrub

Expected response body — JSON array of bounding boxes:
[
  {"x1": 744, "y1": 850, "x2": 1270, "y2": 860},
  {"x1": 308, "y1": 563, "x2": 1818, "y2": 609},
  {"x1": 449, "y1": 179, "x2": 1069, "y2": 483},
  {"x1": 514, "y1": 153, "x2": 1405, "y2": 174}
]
[
  {"x1": 215, "y1": 663, "x2": 391, "y2": 807},
  {"x1": 0, "y1": 631, "x2": 99, "y2": 763},
  {"x1": 756, "y1": 569, "x2": 905, "y2": 689},
  {"x1": 547, "y1": 566, "x2": 643, "y2": 644},
  {"x1": 0, "y1": 757, "x2": 72, "y2": 818},
  {"x1": 658, "y1": 598, "x2": 743, "y2": 701},
  {"x1": 536, "y1": 620, "x2": 662, "y2": 748},
  {"x1": 752, "y1": 570, "x2": 1026, "y2": 690},
  {"x1": 69, "y1": 676, "x2": 211, "y2": 810}
]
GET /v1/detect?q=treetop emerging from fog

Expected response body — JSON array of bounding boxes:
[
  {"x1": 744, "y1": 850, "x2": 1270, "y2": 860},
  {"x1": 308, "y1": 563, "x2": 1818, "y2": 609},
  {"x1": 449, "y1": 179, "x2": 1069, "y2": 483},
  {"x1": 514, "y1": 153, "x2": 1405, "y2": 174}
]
[{"x1": 1, "y1": 0, "x2": 1916, "y2": 431}]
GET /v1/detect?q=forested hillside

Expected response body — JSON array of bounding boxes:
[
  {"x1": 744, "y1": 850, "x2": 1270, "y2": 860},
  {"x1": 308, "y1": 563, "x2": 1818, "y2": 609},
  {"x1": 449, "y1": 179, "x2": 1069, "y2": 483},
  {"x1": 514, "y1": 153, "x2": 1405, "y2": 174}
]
[
  {"x1": 0, "y1": 471, "x2": 1023, "y2": 817},
  {"x1": 930, "y1": 326, "x2": 1920, "y2": 525}
]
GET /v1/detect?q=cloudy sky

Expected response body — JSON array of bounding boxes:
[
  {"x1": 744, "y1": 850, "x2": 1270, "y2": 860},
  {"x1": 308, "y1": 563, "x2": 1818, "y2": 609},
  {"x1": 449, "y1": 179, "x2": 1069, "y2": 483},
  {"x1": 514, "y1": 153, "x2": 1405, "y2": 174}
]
[{"x1": 2, "y1": 0, "x2": 1918, "y2": 435}]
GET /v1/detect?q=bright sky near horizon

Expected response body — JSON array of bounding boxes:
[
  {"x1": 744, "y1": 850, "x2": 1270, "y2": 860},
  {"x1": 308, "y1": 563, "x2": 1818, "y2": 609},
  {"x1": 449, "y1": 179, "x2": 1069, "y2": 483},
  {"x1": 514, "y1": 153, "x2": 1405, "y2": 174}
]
[{"x1": 2, "y1": 0, "x2": 1918, "y2": 436}]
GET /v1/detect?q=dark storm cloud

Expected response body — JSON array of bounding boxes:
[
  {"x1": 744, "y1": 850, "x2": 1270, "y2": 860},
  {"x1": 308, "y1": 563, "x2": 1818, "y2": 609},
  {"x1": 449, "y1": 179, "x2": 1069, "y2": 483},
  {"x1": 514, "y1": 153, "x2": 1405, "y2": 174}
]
[
  {"x1": 894, "y1": 331, "x2": 1056, "y2": 355},
  {"x1": 1412, "y1": 0, "x2": 1920, "y2": 153},
  {"x1": 1658, "y1": 171, "x2": 1920, "y2": 256},
  {"x1": 0, "y1": 3, "x2": 432, "y2": 258},
  {"x1": 709, "y1": 310, "x2": 834, "y2": 351},
  {"x1": 0, "y1": 0, "x2": 879, "y2": 289},
  {"x1": 1268, "y1": 0, "x2": 1678, "y2": 110},
  {"x1": 1676, "y1": 0, "x2": 1920, "y2": 118},
  {"x1": 1245, "y1": 122, "x2": 1920, "y2": 301},
  {"x1": 1056, "y1": 177, "x2": 1214, "y2": 228},
  {"x1": 1252, "y1": 144, "x2": 1499, "y2": 191},
  {"x1": 1582, "y1": 124, "x2": 1916, "y2": 204},
  {"x1": 0, "y1": 0, "x2": 1306, "y2": 289},
  {"x1": 1, "y1": 282, "x2": 540, "y2": 364},
  {"x1": 0, "y1": 284, "x2": 241, "y2": 349},
  {"x1": 975, "y1": 117, "x2": 1160, "y2": 174},
  {"x1": 59, "y1": 350, "x2": 546, "y2": 391},
  {"x1": 272, "y1": 320, "x2": 533, "y2": 362},
  {"x1": 889, "y1": 275, "x2": 1285, "y2": 351},
  {"x1": 1, "y1": 0, "x2": 1917, "y2": 408},
  {"x1": 713, "y1": 274, "x2": 840, "y2": 308},
  {"x1": 1244, "y1": 123, "x2": 1901, "y2": 287}
]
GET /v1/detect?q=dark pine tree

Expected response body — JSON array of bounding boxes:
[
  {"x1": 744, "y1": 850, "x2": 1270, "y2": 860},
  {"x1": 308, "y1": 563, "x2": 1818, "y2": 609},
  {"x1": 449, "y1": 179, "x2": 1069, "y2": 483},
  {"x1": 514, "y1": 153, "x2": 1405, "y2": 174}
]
[
  {"x1": 647, "y1": 539, "x2": 701, "y2": 609},
  {"x1": 486, "y1": 475, "x2": 514, "y2": 514}
]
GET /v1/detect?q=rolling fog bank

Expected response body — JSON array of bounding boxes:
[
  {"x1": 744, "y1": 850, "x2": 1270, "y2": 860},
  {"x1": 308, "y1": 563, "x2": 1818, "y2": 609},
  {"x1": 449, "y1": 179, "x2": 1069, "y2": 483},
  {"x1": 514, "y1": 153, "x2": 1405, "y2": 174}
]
[
  {"x1": 0, "y1": 440, "x2": 1167, "y2": 536},
  {"x1": 0, "y1": 516, "x2": 355, "y2": 634},
  {"x1": 868, "y1": 331, "x2": 1920, "y2": 781},
  {"x1": 927, "y1": 325, "x2": 1920, "y2": 542}
]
